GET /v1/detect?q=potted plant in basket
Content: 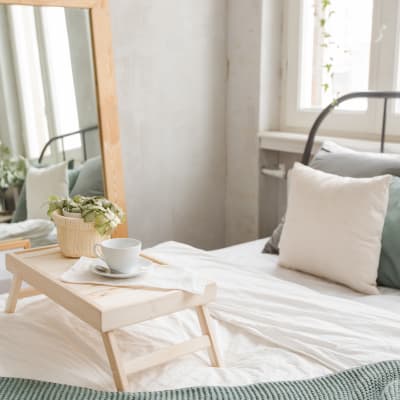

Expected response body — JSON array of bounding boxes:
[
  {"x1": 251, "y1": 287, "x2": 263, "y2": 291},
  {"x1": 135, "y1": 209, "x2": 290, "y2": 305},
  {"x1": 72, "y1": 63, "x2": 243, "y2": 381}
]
[{"x1": 48, "y1": 195, "x2": 125, "y2": 258}]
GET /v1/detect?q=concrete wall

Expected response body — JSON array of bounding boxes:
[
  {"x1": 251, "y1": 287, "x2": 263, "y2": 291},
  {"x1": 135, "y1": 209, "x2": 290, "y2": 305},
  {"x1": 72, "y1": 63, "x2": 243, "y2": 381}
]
[
  {"x1": 225, "y1": 0, "x2": 283, "y2": 245},
  {"x1": 258, "y1": 0, "x2": 284, "y2": 238},
  {"x1": 109, "y1": 0, "x2": 227, "y2": 249}
]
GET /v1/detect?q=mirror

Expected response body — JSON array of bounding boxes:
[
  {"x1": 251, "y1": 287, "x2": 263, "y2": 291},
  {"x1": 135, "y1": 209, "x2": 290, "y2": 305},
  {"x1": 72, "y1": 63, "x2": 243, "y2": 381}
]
[{"x1": 0, "y1": 4, "x2": 104, "y2": 246}]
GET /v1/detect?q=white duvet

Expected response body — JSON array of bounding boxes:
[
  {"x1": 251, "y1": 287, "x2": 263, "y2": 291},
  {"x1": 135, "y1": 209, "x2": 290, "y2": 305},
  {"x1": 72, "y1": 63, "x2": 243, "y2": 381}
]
[
  {"x1": 0, "y1": 240, "x2": 400, "y2": 392},
  {"x1": 0, "y1": 219, "x2": 56, "y2": 247}
]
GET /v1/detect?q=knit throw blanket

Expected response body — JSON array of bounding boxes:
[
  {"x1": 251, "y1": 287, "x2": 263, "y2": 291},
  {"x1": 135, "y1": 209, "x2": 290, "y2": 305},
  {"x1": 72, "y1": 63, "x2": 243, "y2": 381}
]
[{"x1": 1, "y1": 361, "x2": 400, "y2": 400}]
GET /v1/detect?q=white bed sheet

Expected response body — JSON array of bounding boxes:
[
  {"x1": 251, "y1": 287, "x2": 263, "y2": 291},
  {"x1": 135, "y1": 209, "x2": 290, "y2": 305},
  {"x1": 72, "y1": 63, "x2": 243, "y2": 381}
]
[
  {"x1": 0, "y1": 239, "x2": 399, "y2": 393},
  {"x1": 211, "y1": 239, "x2": 400, "y2": 313},
  {"x1": 0, "y1": 222, "x2": 57, "y2": 294}
]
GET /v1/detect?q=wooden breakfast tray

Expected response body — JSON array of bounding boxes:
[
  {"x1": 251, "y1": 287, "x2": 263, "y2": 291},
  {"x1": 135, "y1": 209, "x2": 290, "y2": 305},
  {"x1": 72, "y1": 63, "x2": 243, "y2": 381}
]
[{"x1": 4, "y1": 245, "x2": 222, "y2": 391}]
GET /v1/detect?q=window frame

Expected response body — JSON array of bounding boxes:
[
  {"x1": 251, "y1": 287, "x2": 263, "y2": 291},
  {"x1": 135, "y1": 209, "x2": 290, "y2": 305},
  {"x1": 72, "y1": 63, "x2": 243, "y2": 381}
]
[{"x1": 281, "y1": 0, "x2": 400, "y2": 138}]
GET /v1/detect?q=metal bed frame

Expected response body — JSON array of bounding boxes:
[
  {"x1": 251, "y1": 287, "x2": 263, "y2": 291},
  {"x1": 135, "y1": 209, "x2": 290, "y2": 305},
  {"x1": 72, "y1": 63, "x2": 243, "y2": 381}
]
[
  {"x1": 37, "y1": 125, "x2": 98, "y2": 164},
  {"x1": 302, "y1": 91, "x2": 400, "y2": 165}
]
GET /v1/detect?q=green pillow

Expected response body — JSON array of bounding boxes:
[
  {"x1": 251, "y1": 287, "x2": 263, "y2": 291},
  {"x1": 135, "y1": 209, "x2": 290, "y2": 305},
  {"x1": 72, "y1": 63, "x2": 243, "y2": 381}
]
[
  {"x1": 68, "y1": 168, "x2": 80, "y2": 190},
  {"x1": 12, "y1": 168, "x2": 80, "y2": 223},
  {"x1": 11, "y1": 184, "x2": 27, "y2": 223},
  {"x1": 69, "y1": 156, "x2": 104, "y2": 197},
  {"x1": 378, "y1": 177, "x2": 400, "y2": 289}
]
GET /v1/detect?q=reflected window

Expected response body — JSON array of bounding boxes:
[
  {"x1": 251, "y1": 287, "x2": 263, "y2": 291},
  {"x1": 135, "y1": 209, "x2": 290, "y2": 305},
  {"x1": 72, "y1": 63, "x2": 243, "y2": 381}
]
[
  {"x1": 8, "y1": 5, "x2": 80, "y2": 159},
  {"x1": 8, "y1": 5, "x2": 50, "y2": 159},
  {"x1": 40, "y1": 7, "x2": 80, "y2": 151}
]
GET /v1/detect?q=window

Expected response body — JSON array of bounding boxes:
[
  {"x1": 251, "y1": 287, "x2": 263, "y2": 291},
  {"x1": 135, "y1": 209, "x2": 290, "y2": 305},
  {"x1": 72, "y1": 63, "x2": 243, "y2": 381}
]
[
  {"x1": 282, "y1": 0, "x2": 400, "y2": 136},
  {"x1": 300, "y1": 0, "x2": 373, "y2": 111}
]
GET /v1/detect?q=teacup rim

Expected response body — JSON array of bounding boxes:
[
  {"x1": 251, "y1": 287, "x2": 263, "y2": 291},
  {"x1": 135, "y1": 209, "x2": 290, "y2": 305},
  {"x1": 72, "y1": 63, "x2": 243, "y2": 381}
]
[{"x1": 100, "y1": 238, "x2": 141, "y2": 250}]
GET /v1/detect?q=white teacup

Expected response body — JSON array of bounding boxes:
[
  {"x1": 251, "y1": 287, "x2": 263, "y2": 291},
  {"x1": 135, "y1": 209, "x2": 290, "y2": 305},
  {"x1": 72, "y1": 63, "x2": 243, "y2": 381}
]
[{"x1": 94, "y1": 238, "x2": 142, "y2": 274}]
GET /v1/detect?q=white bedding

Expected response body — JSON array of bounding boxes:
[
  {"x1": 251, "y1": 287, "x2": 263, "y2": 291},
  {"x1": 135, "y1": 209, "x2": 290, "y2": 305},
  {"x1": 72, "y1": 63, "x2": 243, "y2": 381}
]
[
  {"x1": 0, "y1": 240, "x2": 400, "y2": 392},
  {"x1": 0, "y1": 219, "x2": 55, "y2": 245},
  {"x1": 0, "y1": 220, "x2": 57, "y2": 293},
  {"x1": 212, "y1": 239, "x2": 400, "y2": 313}
]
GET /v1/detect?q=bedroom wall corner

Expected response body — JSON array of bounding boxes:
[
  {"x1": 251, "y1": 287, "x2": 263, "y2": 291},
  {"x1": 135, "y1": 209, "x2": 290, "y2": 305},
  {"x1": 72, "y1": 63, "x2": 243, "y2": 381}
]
[
  {"x1": 109, "y1": 0, "x2": 227, "y2": 250},
  {"x1": 225, "y1": 0, "x2": 283, "y2": 246},
  {"x1": 258, "y1": 0, "x2": 284, "y2": 238}
]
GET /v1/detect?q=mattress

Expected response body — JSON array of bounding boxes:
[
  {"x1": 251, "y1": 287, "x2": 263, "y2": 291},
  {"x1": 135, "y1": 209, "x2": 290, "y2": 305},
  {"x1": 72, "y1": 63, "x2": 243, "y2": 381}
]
[
  {"x1": 211, "y1": 239, "x2": 400, "y2": 313},
  {"x1": 0, "y1": 239, "x2": 400, "y2": 393}
]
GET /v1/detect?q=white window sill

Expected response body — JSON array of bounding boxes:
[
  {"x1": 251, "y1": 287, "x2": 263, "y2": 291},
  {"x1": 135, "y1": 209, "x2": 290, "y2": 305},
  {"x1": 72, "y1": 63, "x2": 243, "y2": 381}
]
[{"x1": 258, "y1": 131, "x2": 400, "y2": 155}]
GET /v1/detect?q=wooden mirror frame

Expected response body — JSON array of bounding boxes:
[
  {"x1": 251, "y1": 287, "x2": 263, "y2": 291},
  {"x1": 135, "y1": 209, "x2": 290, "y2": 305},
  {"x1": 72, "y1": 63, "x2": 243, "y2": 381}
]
[{"x1": 0, "y1": 0, "x2": 127, "y2": 237}]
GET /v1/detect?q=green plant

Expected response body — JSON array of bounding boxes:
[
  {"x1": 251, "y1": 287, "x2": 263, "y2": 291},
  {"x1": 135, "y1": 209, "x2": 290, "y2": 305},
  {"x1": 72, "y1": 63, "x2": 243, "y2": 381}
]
[
  {"x1": 0, "y1": 143, "x2": 26, "y2": 190},
  {"x1": 317, "y1": 0, "x2": 350, "y2": 102},
  {"x1": 47, "y1": 195, "x2": 125, "y2": 236}
]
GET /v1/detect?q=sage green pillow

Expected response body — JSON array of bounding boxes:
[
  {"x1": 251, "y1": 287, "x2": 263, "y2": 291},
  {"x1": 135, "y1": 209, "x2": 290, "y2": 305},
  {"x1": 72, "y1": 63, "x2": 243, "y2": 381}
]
[
  {"x1": 11, "y1": 184, "x2": 27, "y2": 223},
  {"x1": 378, "y1": 177, "x2": 400, "y2": 289},
  {"x1": 69, "y1": 156, "x2": 104, "y2": 197}
]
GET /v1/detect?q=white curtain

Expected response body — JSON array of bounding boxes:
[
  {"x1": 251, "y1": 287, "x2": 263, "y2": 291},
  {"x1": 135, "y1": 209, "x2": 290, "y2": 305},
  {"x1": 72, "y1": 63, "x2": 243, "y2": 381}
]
[{"x1": 0, "y1": 6, "x2": 25, "y2": 157}]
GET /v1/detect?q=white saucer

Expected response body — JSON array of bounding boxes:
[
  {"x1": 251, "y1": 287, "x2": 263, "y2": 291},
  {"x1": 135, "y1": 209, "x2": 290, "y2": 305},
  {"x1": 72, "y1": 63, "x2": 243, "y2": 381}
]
[{"x1": 90, "y1": 257, "x2": 153, "y2": 279}]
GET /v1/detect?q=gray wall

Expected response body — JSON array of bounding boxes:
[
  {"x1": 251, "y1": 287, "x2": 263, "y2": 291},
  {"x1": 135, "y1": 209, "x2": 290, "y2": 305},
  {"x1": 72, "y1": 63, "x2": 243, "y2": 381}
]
[
  {"x1": 109, "y1": 0, "x2": 283, "y2": 249},
  {"x1": 225, "y1": 0, "x2": 283, "y2": 245},
  {"x1": 259, "y1": 150, "x2": 299, "y2": 237},
  {"x1": 109, "y1": 0, "x2": 227, "y2": 249}
]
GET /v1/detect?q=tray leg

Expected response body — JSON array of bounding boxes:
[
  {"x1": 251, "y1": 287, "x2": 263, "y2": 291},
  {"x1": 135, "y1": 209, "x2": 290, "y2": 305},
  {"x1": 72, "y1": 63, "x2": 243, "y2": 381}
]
[
  {"x1": 5, "y1": 274, "x2": 22, "y2": 313},
  {"x1": 102, "y1": 331, "x2": 129, "y2": 392},
  {"x1": 196, "y1": 305, "x2": 223, "y2": 367}
]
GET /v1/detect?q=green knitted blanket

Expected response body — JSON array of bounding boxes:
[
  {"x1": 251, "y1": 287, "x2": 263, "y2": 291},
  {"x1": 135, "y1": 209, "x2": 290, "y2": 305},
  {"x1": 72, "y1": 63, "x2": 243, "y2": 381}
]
[{"x1": 1, "y1": 361, "x2": 400, "y2": 400}]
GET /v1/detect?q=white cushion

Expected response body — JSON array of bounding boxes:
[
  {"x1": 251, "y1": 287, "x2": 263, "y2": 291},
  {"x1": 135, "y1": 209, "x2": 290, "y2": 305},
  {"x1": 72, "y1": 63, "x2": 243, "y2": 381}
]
[
  {"x1": 26, "y1": 162, "x2": 68, "y2": 220},
  {"x1": 278, "y1": 162, "x2": 391, "y2": 294}
]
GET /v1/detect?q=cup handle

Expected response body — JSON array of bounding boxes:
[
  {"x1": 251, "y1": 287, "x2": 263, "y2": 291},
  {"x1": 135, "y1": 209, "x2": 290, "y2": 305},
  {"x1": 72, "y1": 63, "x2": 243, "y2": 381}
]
[{"x1": 94, "y1": 243, "x2": 105, "y2": 261}]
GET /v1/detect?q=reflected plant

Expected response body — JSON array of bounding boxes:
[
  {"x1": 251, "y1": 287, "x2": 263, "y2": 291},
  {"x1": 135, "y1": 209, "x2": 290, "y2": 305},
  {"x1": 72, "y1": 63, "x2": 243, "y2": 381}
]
[
  {"x1": 48, "y1": 195, "x2": 125, "y2": 236},
  {"x1": 0, "y1": 142, "x2": 26, "y2": 190}
]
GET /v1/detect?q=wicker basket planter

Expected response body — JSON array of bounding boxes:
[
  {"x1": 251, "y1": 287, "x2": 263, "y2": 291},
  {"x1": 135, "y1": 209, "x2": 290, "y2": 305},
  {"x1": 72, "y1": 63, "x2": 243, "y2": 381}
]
[{"x1": 52, "y1": 212, "x2": 110, "y2": 258}]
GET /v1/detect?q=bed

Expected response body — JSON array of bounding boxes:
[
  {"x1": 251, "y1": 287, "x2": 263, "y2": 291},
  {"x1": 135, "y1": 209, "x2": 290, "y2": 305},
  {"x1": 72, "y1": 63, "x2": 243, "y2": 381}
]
[
  {"x1": 1, "y1": 239, "x2": 400, "y2": 393},
  {"x1": 1, "y1": 91, "x2": 400, "y2": 395}
]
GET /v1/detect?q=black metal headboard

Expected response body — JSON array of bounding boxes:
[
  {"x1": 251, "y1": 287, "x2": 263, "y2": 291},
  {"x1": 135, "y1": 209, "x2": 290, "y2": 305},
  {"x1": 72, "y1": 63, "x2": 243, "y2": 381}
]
[
  {"x1": 302, "y1": 91, "x2": 400, "y2": 165},
  {"x1": 37, "y1": 125, "x2": 98, "y2": 165}
]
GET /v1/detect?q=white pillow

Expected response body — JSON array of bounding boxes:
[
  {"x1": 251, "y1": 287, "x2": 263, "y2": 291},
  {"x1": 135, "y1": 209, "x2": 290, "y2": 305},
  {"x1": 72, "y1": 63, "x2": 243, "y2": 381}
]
[
  {"x1": 26, "y1": 162, "x2": 68, "y2": 220},
  {"x1": 278, "y1": 162, "x2": 391, "y2": 295}
]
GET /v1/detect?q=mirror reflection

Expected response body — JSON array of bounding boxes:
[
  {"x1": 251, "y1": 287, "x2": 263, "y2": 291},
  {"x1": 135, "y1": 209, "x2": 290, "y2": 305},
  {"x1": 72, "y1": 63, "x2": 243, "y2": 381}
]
[{"x1": 0, "y1": 4, "x2": 103, "y2": 246}]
